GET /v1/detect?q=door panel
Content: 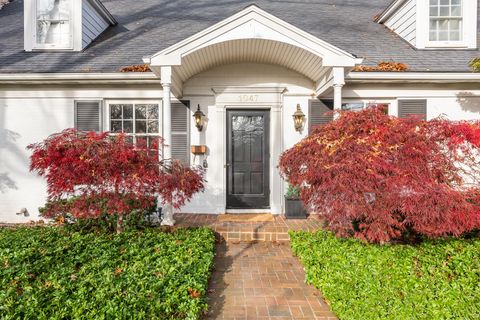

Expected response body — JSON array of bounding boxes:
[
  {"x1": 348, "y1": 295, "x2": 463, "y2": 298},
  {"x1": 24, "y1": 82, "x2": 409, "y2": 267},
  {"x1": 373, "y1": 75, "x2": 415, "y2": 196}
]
[{"x1": 227, "y1": 110, "x2": 270, "y2": 209}]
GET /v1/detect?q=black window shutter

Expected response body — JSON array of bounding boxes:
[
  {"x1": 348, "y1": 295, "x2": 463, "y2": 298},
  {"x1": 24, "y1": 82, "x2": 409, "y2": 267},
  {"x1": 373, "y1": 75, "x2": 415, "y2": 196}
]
[
  {"x1": 171, "y1": 100, "x2": 190, "y2": 165},
  {"x1": 75, "y1": 101, "x2": 102, "y2": 132},
  {"x1": 398, "y1": 100, "x2": 427, "y2": 120},
  {"x1": 308, "y1": 99, "x2": 334, "y2": 133}
]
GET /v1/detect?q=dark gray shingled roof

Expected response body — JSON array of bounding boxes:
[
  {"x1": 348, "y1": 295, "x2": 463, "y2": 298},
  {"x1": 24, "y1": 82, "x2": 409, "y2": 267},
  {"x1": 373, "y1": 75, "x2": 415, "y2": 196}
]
[{"x1": 0, "y1": 0, "x2": 479, "y2": 73}]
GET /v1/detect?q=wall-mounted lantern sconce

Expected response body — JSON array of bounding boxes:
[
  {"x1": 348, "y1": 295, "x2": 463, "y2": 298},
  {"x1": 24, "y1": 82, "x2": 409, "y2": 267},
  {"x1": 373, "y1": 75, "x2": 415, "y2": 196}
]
[
  {"x1": 193, "y1": 104, "x2": 205, "y2": 132},
  {"x1": 293, "y1": 104, "x2": 306, "y2": 132}
]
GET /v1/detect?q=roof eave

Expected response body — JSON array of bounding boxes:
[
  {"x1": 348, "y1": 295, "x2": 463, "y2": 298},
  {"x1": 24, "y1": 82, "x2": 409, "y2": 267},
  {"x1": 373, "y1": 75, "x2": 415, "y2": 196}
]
[
  {"x1": 87, "y1": 0, "x2": 117, "y2": 25},
  {"x1": 375, "y1": 0, "x2": 407, "y2": 24}
]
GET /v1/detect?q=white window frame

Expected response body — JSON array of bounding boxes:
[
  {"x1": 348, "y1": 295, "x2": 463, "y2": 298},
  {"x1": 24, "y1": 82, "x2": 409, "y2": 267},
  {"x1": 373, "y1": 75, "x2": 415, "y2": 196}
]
[
  {"x1": 105, "y1": 100, "x2": 163, "y2": 146},
  {"x1": 416, "y1": 0, "x2": 477, "y2": 49},
  {"x1": 341, "y1": 100, "x2": 393, "y2": 115},
  {"x1": 24, "y1": 0, "x2": 82, "y2": 51}
]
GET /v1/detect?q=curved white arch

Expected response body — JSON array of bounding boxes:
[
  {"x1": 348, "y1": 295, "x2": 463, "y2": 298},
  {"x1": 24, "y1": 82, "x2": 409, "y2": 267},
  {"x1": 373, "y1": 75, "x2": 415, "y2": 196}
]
[{"x1": 143, "y1": 5, "x2": 362, "y2": 96}]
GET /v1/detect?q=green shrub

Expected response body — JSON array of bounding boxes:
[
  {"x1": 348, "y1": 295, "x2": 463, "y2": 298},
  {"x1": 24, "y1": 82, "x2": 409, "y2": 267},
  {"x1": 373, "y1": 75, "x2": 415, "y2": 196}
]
[
  {"x1": 39, "y1": 198, "x2": 159, "y2": 233},
  {"x1": 0, "y1": 227, "x2": 215, "y2": 320},
  {"x1": 285, "y1": 184, "x2": 301, "y2": 199},
  {"x1": 290, "y1": 231, "x2": 480, "y2": 320}
]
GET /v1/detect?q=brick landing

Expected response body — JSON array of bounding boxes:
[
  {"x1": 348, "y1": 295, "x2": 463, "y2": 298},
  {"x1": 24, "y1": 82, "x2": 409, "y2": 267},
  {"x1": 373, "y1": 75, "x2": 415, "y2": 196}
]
[
  {"x1": 205, "y1": 242, "x2": 337, "y2": 320},
  {"x1": 174, "y1": 214, "x2": 324, "y2": 242}
]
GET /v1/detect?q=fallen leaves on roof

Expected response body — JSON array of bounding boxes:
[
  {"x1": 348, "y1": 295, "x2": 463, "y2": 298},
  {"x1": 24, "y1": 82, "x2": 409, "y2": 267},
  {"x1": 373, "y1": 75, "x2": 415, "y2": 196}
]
[
  {"x1": 352, "y1": 62, "x2": 409, "y2": 72},
  {"x1": 120, "y1": 64, "x2": 151, "y2": 72},
  {"x1": 469, "y1": 58, "x2": 480, "y2": 72}
]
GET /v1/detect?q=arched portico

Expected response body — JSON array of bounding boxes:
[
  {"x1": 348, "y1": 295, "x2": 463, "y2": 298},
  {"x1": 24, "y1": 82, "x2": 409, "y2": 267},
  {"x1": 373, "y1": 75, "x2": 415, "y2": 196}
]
[{"x1": 143, "y1": 5, "x2": 362, "y2": 221}]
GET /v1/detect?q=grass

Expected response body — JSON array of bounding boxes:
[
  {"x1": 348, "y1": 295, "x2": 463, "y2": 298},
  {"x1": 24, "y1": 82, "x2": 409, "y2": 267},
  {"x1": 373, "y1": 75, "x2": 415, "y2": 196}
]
[
  {"x1": 0, "y1": 226, "x2": 216, "y2": 320},
  {"x1": 290, "y1": 231, "x2": 480, "y2": 320}
]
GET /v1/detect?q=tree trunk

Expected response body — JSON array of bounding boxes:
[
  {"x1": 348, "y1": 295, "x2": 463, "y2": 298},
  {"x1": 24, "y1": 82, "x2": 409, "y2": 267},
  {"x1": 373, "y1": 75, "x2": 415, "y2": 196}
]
[{"x1": 116, "y1": 214, "x2": 124, "y2": 234}]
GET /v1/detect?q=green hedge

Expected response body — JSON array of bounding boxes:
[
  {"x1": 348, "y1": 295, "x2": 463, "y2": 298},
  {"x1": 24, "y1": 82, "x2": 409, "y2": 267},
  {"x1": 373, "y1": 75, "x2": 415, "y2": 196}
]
[
  {"x1": 290, "y1": 231, "x2": 480, "y2": 320},
  {"x1": 0, "y1": 227, "x2": 215, "y2": 320}
]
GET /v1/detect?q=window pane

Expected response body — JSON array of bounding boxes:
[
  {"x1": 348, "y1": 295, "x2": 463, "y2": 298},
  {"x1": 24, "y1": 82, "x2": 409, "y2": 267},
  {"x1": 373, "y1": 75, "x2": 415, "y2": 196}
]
[
  {"x1": 367, "y1": 103, "x2": 389, "y2": 114},
  {"x1": 136, "y1": 136, "x2": 148, "y2": 148},
  {"x1": 430, "y1": 6, "x2": 439, "y2": 16},
  {"x1": 36, "y1": 0, "x2": 70, "y2": 46},
  {"x1": 147, "y1": 120, "x2": 159, "y2": 133},
  {"x1": 123, "y1": 105, "x2": 133, "y2": 119},
  {"x1": 439, "y1": 6, "x2": 450, "y2": 16},
  {"x1": 136, "y1": 121, "x2": 147, "y2": 134},
  {"x1": 111, "y1": 121, "x2": 122, "y2": 133},
  {"x1": 440, "y1": 0, "x2": 449, "y2": 5},
  {"x1": 451, "y1": 5, "x2": 461, "y2": 16},
  {"x1": 439, "y1": 31, "x2": 449, "y2": 41},
  {"x1": 450, "y1": 30, "x2": 460, "y2": 40},
  {"x1": 429, "y1": 31, "x2": 437, "y2": 41},
  {"x1": 342, "y1": 103, "x2": 364, "y2": 111},
  {"x1": 147, "y1": 104, "x2": 159, "y2": 119},
  {"x1": 123, "y1": 120, "x2": 133, "y2": 133},
  {"x1": 110, "y1": 105, "x2": 122, "y2": 119},
  {"x1": 438, "y1": 19, "x2": 449, "y2": 31},
  {"x1": 430, "y1": 0, "x2": 439, "y2": 5},
  {"x1": 135, "y1": 105, "x2": 147, "y2": 119},
  {"x1": 450, "y1": 19, "x2": 460, "y2": 30}
]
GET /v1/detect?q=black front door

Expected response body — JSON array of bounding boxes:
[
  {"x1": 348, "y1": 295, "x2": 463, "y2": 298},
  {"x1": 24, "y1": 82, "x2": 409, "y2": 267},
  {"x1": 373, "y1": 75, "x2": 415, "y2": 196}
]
[{"x1": 226, "y1": 110, "x2": 270, "y2": 209}]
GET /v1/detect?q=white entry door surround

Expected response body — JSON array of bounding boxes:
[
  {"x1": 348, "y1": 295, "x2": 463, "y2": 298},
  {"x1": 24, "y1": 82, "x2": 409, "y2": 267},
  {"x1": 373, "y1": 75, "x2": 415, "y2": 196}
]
[{"x1": 211, "y1": 86, "x2": 285, "y2": 214}]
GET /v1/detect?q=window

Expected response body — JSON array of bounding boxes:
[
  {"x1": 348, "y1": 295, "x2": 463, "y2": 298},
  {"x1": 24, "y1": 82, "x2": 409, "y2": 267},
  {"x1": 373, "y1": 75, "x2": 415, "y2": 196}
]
[
  {"x1": 35, "y1": 0, "x2": 72, "y2": 49},
  {"x1": 342, "y1": 102, "x2": 390, "y2": 114},
  {"x1": 429, "y1": 0, "x2": 462, "y2": 42},
  {"x1": 109, "y1": 103, "x2": 160, "y2": 148}
]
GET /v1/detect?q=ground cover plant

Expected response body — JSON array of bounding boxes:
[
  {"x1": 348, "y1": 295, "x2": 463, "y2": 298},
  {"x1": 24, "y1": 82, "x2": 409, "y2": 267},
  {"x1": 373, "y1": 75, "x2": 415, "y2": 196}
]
[
  {"x1": 0, "y1": 226, "x2": 215, "y2": 320},
  {"x1": 28, "y1": 129, "x2": 204, "y2": 233},
  {"x1": 280, "y1": 107, "x2": 480, "y2": 243},
  {"x1": 290, "y1": 231, "x2": 480, "y2": 320}
]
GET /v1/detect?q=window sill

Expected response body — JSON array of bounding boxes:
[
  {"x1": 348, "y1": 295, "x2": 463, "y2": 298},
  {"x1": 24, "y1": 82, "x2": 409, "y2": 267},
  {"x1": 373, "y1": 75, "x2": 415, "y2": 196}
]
[{"x1": 424, "y1": 41, "x2": 469, "y2": 49}]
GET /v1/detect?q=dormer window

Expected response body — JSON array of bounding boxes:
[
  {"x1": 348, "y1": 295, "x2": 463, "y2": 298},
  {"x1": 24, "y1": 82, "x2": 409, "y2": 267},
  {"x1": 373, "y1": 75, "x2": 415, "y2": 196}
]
[
  {"x1": 376, "y1": 0, "x2": 477, "y2": 50},
  {"x1": 24, "y1": 0, "x2": 117, "y2": 52},
  {"x1": 429, "y1": 0, "x2": 462, "y2": 42},
  {"x1": 35, "y1": 0, "x2": 73, "y2": 49}
]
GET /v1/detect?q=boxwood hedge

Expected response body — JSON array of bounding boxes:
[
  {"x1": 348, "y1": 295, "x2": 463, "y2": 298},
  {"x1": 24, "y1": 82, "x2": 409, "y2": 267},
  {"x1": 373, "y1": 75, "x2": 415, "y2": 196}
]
[
  {"x1": 0, "y1": 227, "x2": 215, "y2": 320},
  {"x1": 290, "y1": 231, "x2": 480, "y2": 320}
]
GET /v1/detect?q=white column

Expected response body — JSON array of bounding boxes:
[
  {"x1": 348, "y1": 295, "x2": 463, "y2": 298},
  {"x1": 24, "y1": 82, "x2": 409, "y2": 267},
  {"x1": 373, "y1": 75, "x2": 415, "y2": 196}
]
[
  {"x1": 332, "y1": 67, "x2": 345, "y2": 116},
  {"x1": 160, "y1": 66, "x2": 175, "y2": 226},
  {"x1": 161, "y1": 67, "x2": 173, "y2": 160}
]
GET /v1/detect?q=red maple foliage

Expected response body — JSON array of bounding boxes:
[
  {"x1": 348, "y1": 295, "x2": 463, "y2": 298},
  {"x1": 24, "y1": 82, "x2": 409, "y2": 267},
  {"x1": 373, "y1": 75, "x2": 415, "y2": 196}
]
[
  {"x1": 28, "y1": 129, "x2": 204, "y2": 233},
  {"x1": 279, "y1": 107, "x2": 480, "y2": 243}
]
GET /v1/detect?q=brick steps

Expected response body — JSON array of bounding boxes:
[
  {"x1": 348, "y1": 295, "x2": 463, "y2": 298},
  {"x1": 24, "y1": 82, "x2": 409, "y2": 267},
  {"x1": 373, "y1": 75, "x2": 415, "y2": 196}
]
[{"x1": 174, "y1": 213, "x2": 324, "y2": 242}]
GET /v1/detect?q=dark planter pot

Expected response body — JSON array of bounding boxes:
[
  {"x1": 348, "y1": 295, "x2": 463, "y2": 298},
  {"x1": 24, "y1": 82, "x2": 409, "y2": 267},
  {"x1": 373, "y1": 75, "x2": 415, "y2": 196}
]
[{"x1": 285, "y1": 197, "x2": 307, "y2": 219}]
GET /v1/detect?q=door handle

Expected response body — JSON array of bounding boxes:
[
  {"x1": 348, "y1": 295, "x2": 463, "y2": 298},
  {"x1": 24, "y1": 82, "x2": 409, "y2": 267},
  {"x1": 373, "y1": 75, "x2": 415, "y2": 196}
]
[{"x1": 224, "y1": 163, "x2": 231, "y2": 168}]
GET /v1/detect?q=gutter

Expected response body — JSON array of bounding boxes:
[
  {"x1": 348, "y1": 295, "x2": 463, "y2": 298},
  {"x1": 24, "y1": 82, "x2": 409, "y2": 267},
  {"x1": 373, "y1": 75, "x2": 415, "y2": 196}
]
[
  {"x1": 0, "y1": 73, "x2": 160, "y2": 85},
  {"x1": 347, "y1": 72, "x2": 480, "y2": 83}
]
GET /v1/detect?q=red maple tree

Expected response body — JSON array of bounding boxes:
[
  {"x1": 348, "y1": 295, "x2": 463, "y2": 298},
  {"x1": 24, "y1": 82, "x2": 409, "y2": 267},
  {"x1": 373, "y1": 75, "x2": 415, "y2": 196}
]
[
  {"x1": 28, "y1": 129, "x2": 204, "y2": 233},
  {"x1": 279, "y1": 107, "x2": 480, "y2": 243}
]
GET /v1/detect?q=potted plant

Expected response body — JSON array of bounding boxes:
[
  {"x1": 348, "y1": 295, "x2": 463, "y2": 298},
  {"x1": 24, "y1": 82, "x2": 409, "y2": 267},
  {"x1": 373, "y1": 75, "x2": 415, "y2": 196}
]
[{"x1": 285, "y1": 184, "x2": 307, "y2": 219}]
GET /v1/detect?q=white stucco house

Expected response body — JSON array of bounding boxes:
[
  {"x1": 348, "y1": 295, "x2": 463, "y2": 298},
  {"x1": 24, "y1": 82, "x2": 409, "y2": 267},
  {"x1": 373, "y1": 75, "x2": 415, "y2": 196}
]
[{"x1": 1, "y1": 0, "x2": 480, "y2": 223}]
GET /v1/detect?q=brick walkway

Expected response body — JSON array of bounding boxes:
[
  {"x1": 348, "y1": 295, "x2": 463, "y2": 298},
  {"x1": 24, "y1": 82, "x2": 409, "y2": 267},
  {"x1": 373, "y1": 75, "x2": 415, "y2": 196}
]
[
  {"x1": 205, "y1": 242, "x2": 337, "y2": 320},
  {"x1": 175, "y1": 214, "x2": 324, "y2": 242}
]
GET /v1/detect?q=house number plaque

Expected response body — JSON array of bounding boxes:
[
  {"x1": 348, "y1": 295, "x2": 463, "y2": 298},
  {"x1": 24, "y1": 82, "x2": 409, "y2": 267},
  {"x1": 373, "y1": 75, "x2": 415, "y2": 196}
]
[{"x1": 238, "y1": 94, "x2": 259, "y2": 102}]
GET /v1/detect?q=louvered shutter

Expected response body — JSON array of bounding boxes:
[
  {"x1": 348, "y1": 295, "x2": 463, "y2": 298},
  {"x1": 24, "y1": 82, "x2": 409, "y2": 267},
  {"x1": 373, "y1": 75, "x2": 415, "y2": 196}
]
[
  {"x1": 398, "y1": 100, "x2": 427, "y2": 120},
  {"x1": 75, "y1": 101, "x2": 102, "y2": 132},
  {"x1": 171, "y1": 101, "x2": 190, "y2": 165},
  {"x1": 308, "y1": 99, "x2": 334, "y2": 133}
]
